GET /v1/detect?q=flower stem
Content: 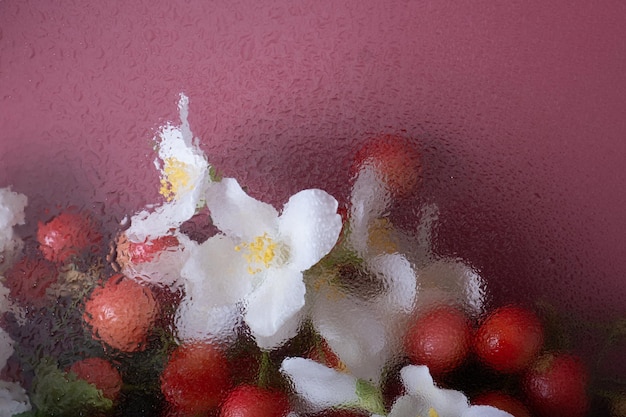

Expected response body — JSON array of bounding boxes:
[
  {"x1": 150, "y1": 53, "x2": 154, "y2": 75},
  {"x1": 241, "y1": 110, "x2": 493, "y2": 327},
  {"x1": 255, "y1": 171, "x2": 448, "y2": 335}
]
[{"x1": 257, "y1": 351, "x2": 272, "y2": 389}]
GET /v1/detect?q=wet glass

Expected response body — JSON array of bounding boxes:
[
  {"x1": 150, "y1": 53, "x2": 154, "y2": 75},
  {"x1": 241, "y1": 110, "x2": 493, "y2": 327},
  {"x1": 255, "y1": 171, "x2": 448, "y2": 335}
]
[{"x1": 1, "y1": 1, "x2": 625, "y2": 416}]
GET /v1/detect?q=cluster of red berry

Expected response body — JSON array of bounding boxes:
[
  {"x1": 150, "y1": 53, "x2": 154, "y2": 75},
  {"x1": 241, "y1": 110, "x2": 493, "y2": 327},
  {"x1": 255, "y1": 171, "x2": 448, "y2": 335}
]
[{"x1": 403, "y1": 304, "x2": 590, "y2": 417}]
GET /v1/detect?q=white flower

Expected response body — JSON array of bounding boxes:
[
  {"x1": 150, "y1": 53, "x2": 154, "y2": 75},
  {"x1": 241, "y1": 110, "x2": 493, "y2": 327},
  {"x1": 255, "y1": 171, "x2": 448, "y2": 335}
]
[
  {"x1": 126, "y1": 93, "x2": 211, "y2": 241},
  {"x1": 309, "y1": 252, "x2": 417, "y2": 383},
  {"x1": 0, "y1": 380, "x2": 31, "y2": 417},
  {"x1": 415, "y1": 259, "x2": 488, "y2": 318},
  {"x1": 388, "y1": 365, "x2": 513, "y2": 417},
  {"x1": 0, "y1": 187, "x2": 27, "y2": 274},
  {"x1": 178, "y1": 177, "x2": 342, "y2": 349},
  {"x1": 281, "y1": 357, "x2": 361, "y2": 413},
  {"x1": 280, "y1": 357, "x2": 386, "y2": 416},
  {"x1": 307, "y1": 165, "x2": 418, "y2": 383}
]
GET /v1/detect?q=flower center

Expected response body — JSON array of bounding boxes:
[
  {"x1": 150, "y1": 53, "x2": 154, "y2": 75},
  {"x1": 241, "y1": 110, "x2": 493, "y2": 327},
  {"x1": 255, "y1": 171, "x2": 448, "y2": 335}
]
[
  {"x1": 417, "y1": 408, "x2": 439, "y2": 417},
  {"x1": 159, "y1": 157, "x2": 191, "y2": 201},
  {"x1": 367, "y1": 217, "x2": 398, "y2": 254},
  {"x1": 235, "y1": 233, "x2": 282, "y2": 274}
]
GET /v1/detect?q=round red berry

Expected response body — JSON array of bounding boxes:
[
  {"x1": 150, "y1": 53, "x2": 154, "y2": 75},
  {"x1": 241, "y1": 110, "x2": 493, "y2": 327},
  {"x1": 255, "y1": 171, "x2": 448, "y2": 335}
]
[
  {"x1": 160, "y1": 341, "x2": 231, "y2": 415},
  {"x1": 3, "y1": 256, "x2": 58, "y2": 307},
  {"x1": 404, "y1": 305, "x2": 472, "y2": 376},
  {"x1": 37, "y1": 209, "x2": 103, "y2": 263},
  {"x1": 352, "y1": 134, "x2": 423, "y2": 197},
  {"x1": 220, "y1": 385, "x2": 290, "y2": 417},
  {"x1": 474, "y1": 305, "x2": 544, "y2": 374},
  {"x1": 523, "y1": 352, "x2": 590, "y2": 417},
  {"x1": 83, "y1": 274, "x2": 159, "y2": 352},
  {"x1": 69, "y1": 357, "x2": 123, "y2": 401}
]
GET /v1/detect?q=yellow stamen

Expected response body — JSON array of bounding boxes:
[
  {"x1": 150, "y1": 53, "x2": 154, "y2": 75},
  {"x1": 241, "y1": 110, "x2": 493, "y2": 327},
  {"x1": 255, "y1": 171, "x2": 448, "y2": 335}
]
[
  {"x1": 416, "y1": 407, "x2": 439, "y2": 417},
  {"x1": 159, "y1": 157, "x2": 191, "y2": 201},
  {"x1": 235, "y1": 233, "x2": 278, "y2": 274},
  {"x1": 367, "y1": 217, "x2": 398, "y2": 254}
]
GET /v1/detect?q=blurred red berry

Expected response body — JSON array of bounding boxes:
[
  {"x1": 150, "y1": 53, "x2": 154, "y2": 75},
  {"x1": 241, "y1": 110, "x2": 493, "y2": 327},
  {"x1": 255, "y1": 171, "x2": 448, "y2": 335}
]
[
  {"x1": 404, "y1": 305, "x2": 472, "y2": 377},
  {"x1": 3, "y1": 256, "x2": 58, "y2": 307},
  {"x1": 117, "y1": 234, "x2": 180, "y2": 265},
  {"x1": 160, "y1": 341, "x2": 231, "y2": 415},
  {"x1": 474, "y1": 305, "x2": 544, "y2": 374},
  {"x1": 352, "y1": 134, "x2": 423, "y2": 197},
  {"x1": 83, "y1": 274, "x2": 159, "y2": 352},
  {"x1": 69, "y1": 357, "x2": 123, "y2": 401},
  {"x1": 37, "y1": 209, "x2": 103, "y2": 263},
  {"x1": 472, "y1": 391, "x2": 532, "y2": 417},
  {"x1": 220, "y1": 385, "x2": 290, "y2": 417},
  {"x1": 523, "y1": 352, "x2": 590, "y2": 417}
]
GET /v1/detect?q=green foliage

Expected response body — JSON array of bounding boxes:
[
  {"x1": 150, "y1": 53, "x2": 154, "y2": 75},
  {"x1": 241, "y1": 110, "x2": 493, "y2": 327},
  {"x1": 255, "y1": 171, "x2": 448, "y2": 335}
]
[
  {"x1": 355, "y1": 378, "x2": 386, "y2": 415},
  {"x1": 25, "y1": 358, "x2": 113, "y2": 417}
]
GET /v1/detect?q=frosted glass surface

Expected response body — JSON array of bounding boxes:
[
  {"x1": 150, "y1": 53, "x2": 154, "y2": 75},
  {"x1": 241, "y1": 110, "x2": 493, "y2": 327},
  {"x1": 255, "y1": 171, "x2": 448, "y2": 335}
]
[{"x1": 1, "y1": 1, "x2": 624, "y2": 416}]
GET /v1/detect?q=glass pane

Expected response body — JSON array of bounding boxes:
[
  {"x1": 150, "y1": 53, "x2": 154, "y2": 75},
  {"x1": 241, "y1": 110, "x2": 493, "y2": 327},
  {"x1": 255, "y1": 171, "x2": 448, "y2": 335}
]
[{"x1": 1, "y1": 1, "x2": 624, "y2": 416}]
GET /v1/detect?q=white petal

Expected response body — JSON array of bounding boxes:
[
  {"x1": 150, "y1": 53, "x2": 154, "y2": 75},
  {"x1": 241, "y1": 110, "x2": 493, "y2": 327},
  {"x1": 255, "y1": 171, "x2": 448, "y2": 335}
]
[
  {"x1": 462, "y1": 406, "x2": 515, "y2": 417},
  {"x1": 175, "y1": 300, "x2": 240, "y2": 343},
  {"x1": 416, "y1": 259, "x2": 487, "y2": 316},
  {"x1": 278, "y1": 189, "x2": 342, "y2": 271},
  {"x1": 244, "y1": 268, "x2": 306, "y2": 346},
  {"x1": 0, "y1": 188, "x2": 27, "y2": 274},
  {"x1": 368, "y1": 253, "x2": 417, "y2": 312},
  {"x1": 181, "y1": 235, "x2": 253, "y2": 306},
  {"x1": 387, "y1": 394, "x2": 428, "y2": 417},
  {"x1": 0, "y1": 327, "x2": 14, "y2": 371},
  {"x1": 206, "y1": 178, "x2": 279, "y2": 239},
  {"x1": 311, "y1": 290, "x2": 387, "y2": 383},
  {"x1": 253, "y1": 306, "x2": 305, "y2": 351},
  {"x1": 348, "y1": 166, "x2": 391, "y2": 256},
  {"x1": 127, "y1": 198, "x2": 200, "y2": 240},
  {"x1": 400, "y1": 365, "x2": 470, "y2": 416},
  {"x1": 280, "y1": 357, "x2": 359, "y2": 412},
  {"x1": 0, "y1": 380, "x2": 31, "y2": 415}
]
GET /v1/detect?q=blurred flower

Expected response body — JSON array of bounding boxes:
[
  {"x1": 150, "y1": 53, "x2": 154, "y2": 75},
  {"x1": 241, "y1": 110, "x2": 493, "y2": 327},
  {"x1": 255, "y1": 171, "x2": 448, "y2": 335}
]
[
  {"x1": 0, "y1": 380, "x2": 32, "y2": 416},
  {"x1": 306, "y1": 165, "x2": 418, "y2": 383},
  {"x1": 178, "y1": 177, "x2": 342, "y2": 349},
  {"x1": 308, "y1": 252, "x2": 416, "y2": 384},
  {"x1": 0, "y1": 187, "x2": 27, "y2": 274},
  {"x1": 125, "y1": 93, "x2": 211, "y2": 241},
  {"x1": 280, "y1": 357, "x2": 384, "y2": 416},
  {"x1": 387, "y1": 365, "x2": 513, "y2": 417}
]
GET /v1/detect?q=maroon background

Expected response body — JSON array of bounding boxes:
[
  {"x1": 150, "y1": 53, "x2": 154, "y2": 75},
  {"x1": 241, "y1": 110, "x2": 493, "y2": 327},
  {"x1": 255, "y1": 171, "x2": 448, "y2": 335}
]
[{"x1": 1, "y1": 0, "x2": 625, "y2": 381}]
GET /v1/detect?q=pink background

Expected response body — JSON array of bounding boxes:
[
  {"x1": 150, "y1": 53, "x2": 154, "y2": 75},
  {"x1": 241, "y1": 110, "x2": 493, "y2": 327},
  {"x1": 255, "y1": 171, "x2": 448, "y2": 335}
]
[{"x1": 1, "y1": 0, "x2": 625, "y2": 380}]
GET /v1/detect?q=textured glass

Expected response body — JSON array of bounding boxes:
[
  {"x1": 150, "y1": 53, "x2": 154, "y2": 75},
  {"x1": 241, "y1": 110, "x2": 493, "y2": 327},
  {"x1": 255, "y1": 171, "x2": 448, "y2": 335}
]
[{"x1": 0, "y1": 1, "x2": 624, "y2": 416}]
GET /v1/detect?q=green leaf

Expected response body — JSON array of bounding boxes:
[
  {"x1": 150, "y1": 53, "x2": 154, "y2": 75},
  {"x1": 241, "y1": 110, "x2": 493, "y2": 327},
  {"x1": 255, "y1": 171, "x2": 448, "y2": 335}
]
[
  {"x1": 355, "y1": 378, "x2": 386, "y2": 415},
  {"x1": 29, "y1": 358, "x2": 113, "y2": 416}
]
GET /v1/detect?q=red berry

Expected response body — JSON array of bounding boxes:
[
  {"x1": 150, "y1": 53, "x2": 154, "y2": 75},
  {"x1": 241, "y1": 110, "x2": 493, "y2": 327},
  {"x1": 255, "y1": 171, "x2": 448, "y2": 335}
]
[
  {"x1": 404, "y1": 306, "x2": 472, "y2": 376},
  {"x1": 523, "y1": 352, "x2": 590, "y2": 417},
  {"x1": 83, "y1": 274, "x2": 159, "y2": 352},
  {"x1": 3, "y1": 256, "x2": 58, "y2": 307},
  {"x1": 69, "y1": 357, "x2": 123, "y2": 401},
  {"x1": 37, "y1": 209, "x2": 103, "y2": 263},
  {"x1": 474, "y1": 305, "x2": 544, "y2": 373},
  {"x1": 117, "y1": 234, "x2": 180, "y2": 265},
  {"x1": 160, "y1": 341, "x2": 231, "y2": 415},
  {"x1": 220, "y1": 385, "x2": 290, "y2": 417},
  {"x1": 352, "y1": 134, "x2": 423, "y2": 197},
  {"x1": 473, "y1": 391, "x2": 532, "y2": 417}
]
